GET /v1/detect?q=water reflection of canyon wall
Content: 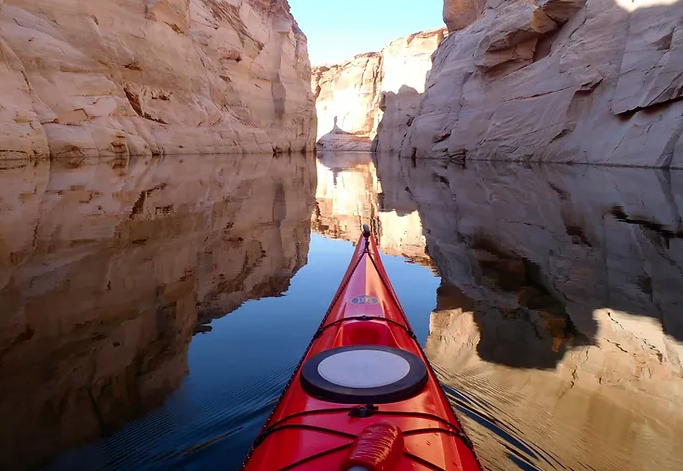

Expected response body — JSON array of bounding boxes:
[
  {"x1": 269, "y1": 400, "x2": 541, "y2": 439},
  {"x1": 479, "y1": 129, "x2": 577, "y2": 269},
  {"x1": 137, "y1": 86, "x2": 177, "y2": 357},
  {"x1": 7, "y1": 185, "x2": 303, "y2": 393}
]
[
  {"x1": 0, "y1": 154, "x2": 316, "y2": 471},
  {"x1": 396, "y1": 158, "x2": 683, "y2": 471},
  {"x1": 317, "y1": 151, "x2": 683, "y2": 471},
  {"x1": 312, "y1": 152, "x2": 429, "y2": 264}
]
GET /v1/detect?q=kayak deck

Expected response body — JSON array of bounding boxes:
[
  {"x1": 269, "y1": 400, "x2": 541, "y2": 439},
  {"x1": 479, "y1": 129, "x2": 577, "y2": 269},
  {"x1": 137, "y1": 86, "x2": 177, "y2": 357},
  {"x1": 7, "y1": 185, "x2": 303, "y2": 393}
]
[{"x1": 241, "y1": 227, "x2": 482, "y2": 471}]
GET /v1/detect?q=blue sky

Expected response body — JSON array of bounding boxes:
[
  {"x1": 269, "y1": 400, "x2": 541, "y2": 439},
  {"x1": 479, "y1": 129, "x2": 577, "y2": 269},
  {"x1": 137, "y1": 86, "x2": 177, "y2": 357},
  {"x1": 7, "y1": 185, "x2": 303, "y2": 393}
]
[{"x1": 288, "y1": 0, "x2": 445, "y2": 65}]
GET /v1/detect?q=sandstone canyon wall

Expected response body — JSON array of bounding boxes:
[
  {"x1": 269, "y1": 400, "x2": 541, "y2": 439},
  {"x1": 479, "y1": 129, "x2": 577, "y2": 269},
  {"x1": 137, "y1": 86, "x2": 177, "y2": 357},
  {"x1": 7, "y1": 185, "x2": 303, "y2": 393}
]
[
  {"x1": 0, "y1": 154, "x2": 315, "y2": 470},
  {"x1": 0, "y1": 0, "x2": 316, "y2": 160},
  {"x1": 401, "y1": 0, "x2": 683, "y2": 167},
  {"x1": 311, "y1": 29, "x2": 445, "y2": 152}
]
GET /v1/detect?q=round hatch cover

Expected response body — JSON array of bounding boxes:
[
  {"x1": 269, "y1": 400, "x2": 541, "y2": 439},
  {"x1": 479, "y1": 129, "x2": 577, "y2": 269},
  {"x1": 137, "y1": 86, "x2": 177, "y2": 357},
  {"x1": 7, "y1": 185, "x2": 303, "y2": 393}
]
[{"x1": 300, "y1": 345, "x2": 428, "y2": 403}]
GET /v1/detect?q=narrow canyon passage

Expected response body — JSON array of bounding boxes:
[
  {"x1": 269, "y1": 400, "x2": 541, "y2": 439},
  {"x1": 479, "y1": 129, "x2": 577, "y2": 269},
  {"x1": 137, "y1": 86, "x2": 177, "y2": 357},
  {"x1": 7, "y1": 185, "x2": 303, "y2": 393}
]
[{"x1": 2, "y1": 0, "x2": 683, "y2": 470}]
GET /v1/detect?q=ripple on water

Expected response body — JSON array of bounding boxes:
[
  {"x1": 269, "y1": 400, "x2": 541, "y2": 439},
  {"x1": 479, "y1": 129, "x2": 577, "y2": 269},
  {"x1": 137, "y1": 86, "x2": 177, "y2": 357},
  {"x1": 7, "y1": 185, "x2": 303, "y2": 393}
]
[
  {"x1": 45, "y1": 359, "x2": 297, "y2": 471},
  {"x1": 432, "y1": 359, "x2": 683, "y2": 471}
]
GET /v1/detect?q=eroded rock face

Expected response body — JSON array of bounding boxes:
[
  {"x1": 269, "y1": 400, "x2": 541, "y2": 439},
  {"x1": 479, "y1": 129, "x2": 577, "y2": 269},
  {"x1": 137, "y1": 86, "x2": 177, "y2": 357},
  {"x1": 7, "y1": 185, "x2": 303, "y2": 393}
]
[
  {"x1": 403, "y1": 0, "x2": 683, "y2": 167},
  {"x1": 0, "y1": 0, "x2": 316, "y2": 159},
  {"x1": 443, "y1": 0, "x2": 487, "y2": 31},
  {"x1": 371, "y1": 154, "x2": 683, "y2": 470},
  {"x1": 310, "y1": 29, "x2": 445, "y2": 152},
  {"x1": 311, "y1": 54, "x2": 383, "y2": 151},
  {"x1": 0, "y1": 153, "x2": 316, "y2": 470}
]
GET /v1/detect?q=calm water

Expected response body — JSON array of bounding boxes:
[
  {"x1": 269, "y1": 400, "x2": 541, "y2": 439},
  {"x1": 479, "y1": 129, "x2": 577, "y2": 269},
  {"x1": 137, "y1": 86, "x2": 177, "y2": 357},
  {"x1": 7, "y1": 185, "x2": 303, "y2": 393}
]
[{"x1": 1, "y1": 153, "x2": 681, "y2": 471}]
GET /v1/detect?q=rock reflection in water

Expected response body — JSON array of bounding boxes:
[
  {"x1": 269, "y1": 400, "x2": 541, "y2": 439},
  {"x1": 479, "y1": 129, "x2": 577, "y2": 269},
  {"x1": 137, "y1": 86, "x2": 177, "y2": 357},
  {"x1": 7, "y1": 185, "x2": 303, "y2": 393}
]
[
  {"x1": 313, "y1": 151, "x2": 429, "y2": 265},
  {"x1": 0, "y1": 154, "x2": 316, "y2": 471},
  {"x1": 399, "y1": 158, "x2": 683, "y2": 471},
  {"x1": 315, "y1": 151, "x2": 683, "y2": 471}
]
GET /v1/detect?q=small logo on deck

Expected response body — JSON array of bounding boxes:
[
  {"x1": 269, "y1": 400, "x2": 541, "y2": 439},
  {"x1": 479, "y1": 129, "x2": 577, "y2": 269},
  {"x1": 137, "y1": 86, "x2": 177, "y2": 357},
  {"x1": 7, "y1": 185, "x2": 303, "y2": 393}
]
[{"x1": 351, "y1": 295, "x2": 379, "y2": 305}]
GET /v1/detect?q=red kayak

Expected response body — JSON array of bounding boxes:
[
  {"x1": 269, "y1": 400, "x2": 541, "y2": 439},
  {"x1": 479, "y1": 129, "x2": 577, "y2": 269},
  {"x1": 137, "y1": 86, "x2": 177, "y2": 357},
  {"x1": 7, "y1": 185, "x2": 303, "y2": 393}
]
[{"x1": 241, "y1": 226, "x2": 482, "y2": 471}]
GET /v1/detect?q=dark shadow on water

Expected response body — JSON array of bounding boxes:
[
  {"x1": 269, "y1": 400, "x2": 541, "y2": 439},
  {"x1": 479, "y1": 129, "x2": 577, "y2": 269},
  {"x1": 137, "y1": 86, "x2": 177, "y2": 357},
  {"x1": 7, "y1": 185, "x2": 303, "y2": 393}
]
[{"x1": 373, "y1": 153, "x2": 683, "y2": 369}]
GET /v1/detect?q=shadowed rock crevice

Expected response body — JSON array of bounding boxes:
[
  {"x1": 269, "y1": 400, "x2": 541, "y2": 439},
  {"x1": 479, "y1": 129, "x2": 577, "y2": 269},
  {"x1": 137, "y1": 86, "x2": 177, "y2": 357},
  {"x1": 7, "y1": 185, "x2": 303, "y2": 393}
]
[{"x1": 372, "y1": 85, "x2": 423, "y2": 154}]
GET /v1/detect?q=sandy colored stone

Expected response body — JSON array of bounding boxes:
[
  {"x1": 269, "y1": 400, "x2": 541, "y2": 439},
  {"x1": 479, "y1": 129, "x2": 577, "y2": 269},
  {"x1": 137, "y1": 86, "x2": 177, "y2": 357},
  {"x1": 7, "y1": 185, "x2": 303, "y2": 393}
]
[
  {"x1": 612, "y1": 10, "x2": 683, "y2": 119},
  {"x1": 537, "y1": 0, "x2": 587, "y2": 23},
  {"x1": 0, "y1": 34, "x2": 49, "y2": 159},
  {"x1": 401, "y1": 0, "x2": 683, "y2": 167},
  {"x1": 0, "y1": 0, "x2": 316, "y2": 159},
  {"x1": 443, "y1": 0, "x2": 487, "y2": 31},
  {"x1": 426, "y1": 298, "x2": 683, "y2": 471},
  {"x1": 311, "y1": 28, "x2": 445, "y2": 152},
  {"x1": 0, "y1": 153, "x2": 316, "y2": 470},
  {"x1": 312, "y1": 53, "x2": 383, "y2": 151}
]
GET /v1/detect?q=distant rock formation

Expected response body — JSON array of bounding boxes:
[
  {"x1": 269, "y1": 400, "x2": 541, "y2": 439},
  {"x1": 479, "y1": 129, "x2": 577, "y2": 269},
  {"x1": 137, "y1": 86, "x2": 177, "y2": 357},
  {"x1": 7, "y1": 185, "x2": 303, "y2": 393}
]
[
  {"x1": 310, "y1": 29, "x2": 445, "y2": 152},
  {"x1": 0, "y1": 0, "x2": 317, "y2": 159},
  {"x1": 0, "y1": 153, "x2": 316, "y2": 470},
  {"x1": 403, "y1": 0, "x2": 683, "y2": 167}
]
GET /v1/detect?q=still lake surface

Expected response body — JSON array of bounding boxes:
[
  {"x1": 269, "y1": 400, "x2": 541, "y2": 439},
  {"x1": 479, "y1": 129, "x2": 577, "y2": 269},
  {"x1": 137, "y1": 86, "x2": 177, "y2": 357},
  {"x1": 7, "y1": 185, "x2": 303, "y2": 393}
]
[{"x1": 1, "y1": 152, "x2": 681, "y2": 471}]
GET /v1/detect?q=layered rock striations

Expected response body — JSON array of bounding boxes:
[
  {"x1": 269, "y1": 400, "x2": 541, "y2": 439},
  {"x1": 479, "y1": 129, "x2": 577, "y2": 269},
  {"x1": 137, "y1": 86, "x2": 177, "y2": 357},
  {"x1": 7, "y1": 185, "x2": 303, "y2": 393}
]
[
  {"x1": 402, "y1": 0, "x2": 683, "y2": 167},
  {"x1": 0, "y1": 153, "x2": 316, "y2": 470},
  {"x1": 0, "y1": 0, "x2": 316, "y2": 160},
  {"x1": 311, "y1": 28, "x2": 445, "y2": 152}
]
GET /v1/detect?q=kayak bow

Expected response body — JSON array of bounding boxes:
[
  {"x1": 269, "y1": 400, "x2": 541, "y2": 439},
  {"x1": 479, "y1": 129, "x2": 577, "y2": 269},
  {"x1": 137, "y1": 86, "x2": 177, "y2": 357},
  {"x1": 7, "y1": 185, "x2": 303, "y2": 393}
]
[{"x1": 241, "y1": 225, "x2": 482, "y2": 471}]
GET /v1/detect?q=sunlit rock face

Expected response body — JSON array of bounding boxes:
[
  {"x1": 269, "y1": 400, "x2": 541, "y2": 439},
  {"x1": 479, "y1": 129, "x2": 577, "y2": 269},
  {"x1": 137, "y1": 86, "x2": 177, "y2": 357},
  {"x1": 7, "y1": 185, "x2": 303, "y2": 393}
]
[
  {"x1": 311, "y1": 29, "x2": 445, "y2": 152},
  {"x1": 403, "y1": 0, "x2": 683, "y2": 167},
  {"x1": 382, "y1": 156, "x2": 683, "y2": 470},
  {"x1": 311, "y1": 54, "x2": 384, "y2": 151},
  {"x1": 311, "y1": 152, "x2": 429, "y2": 264},
  {"x1": 0, "y1": 0, "x2": 316, "y2": 159},
  {"x1": 0, "y1": 154, "x2": 316, "y2": 470},
  {"x1": 443, "y1": 0, "x2": 487, "y2": 31}
]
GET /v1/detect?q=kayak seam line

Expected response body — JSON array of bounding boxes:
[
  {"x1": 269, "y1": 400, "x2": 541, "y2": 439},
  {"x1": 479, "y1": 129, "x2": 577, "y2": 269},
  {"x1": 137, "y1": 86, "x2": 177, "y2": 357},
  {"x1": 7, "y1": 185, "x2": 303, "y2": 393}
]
[
  {"x1": 273, "y1": 443, "x2": 352, "y2": 471},
  {"x1": 254, "y1": 423, "x2": 356, "y2": 447},
  {"x1": 364, "y1": 248, "x2": 486, "y2": 471},
  {"x1": 323, "y1": 240, "x2": 371, "y2": 320},
  {"x1": 314, "y1": 315, "x2": 417, "y2": 340},
  {"x1": 404, "y1": 451, "x2": 450, "y2": 471}
]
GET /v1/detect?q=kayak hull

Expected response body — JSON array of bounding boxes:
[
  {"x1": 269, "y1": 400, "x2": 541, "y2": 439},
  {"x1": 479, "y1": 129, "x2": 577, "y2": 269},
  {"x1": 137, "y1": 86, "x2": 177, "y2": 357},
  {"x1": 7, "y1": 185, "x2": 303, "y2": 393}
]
[{"x1": 241, "y1": 229, "x2": 482, "y2": 471}]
